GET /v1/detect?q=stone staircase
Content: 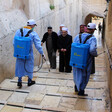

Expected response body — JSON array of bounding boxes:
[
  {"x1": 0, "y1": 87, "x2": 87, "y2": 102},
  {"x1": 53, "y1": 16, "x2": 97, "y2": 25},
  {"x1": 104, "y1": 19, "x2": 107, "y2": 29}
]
[{"x1": 0, "y1": 33, "x2": 110, "y2": 112}]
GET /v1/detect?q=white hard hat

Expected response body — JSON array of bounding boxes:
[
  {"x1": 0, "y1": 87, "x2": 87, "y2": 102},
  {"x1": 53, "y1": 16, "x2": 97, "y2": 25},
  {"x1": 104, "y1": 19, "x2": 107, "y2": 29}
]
[
  {"x1": 27, "y1": 19, "x2": 37, "y2": 26},
  {"x1": 87, "y1": 23, "x2": 96, "y2": 30}
]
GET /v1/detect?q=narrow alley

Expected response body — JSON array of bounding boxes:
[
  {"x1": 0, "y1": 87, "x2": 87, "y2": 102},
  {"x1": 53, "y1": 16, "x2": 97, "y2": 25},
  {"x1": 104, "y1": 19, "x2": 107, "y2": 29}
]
[
  {"x1": 0, "y1": 0, "x2": 112, "y2": 112},
  {"x1": 0, "y1": 32, "x2": 109, "y2": 112}
]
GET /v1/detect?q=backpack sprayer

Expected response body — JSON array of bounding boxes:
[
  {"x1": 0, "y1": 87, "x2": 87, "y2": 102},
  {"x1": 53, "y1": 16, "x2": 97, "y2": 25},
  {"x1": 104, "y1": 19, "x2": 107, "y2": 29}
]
[
  {"x1": 14, "y1": 28, "x2": 50, "y2": 73},
  {"x1": 70, "y1": 34, "x2": 92, "y2": 69},
  {"x1": 70, "y1": 34, "x2": 106, "y2": 69}
]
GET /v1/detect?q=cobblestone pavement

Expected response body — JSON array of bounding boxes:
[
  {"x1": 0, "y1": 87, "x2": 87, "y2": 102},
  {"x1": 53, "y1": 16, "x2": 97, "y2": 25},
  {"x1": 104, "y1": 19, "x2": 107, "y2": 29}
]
[{"x1": 0, "y1": 34, "x2": 110, "y2": 112}]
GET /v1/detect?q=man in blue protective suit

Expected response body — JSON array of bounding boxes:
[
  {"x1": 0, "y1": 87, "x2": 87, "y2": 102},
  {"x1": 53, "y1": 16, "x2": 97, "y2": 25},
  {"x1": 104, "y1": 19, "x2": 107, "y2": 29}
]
[
  {"x1": 14, "y1": 19, "x2": 45, "y2": 88},
  {"x1": 73, "y1": 23, "x2": 97, "y2": 96}
]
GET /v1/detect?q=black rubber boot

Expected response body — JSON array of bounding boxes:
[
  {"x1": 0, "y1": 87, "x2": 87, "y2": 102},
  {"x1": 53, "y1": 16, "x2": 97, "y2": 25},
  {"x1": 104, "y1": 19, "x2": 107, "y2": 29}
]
[
  {"x1": 74, "y1": 85, "x2": 78, "y2": 92},
  {"x1": 28, "y1": 81, "x2": 35, "y2": 86},
  {"x1": 78, "y1": 90, "x2": 88, "y2": 96},
  {"x1": 17, "y1": 82, "x2": 22, "y2": 88}
]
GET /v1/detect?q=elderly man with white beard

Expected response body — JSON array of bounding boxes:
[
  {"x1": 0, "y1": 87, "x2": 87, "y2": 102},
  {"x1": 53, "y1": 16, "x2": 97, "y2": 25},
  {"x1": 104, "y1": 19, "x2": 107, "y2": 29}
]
[{"x1": 57, "y1": 27, "x2": 72, "y2": 73}]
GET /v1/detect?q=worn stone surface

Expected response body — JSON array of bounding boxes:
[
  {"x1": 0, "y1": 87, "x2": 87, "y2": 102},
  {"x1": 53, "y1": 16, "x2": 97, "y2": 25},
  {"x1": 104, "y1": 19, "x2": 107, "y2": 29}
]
[
  {"x1": 0, "y1": 90, "x2": 13, "y2": 101},
  {"x1": 0, "y1": 105, "x2": 4, "y2": 111},
  {"x1": 59, "y1": 97, "x2": 77, "y2": 109},
  {"x1": 74, "y1": 99, "x2": 92, "y2": 111},
  {"x1": 25, "y1": 93, "x2": 45, "y2": 105},
  {"x1": 7, "y1": 92, "x2": 28, "y2": 106},
  {"x1": 1, "y1": 106, "x2": 23, "y2": 112},
  {"x1": 40, "y1": 96, "x2": 61, "y2": 107},
  {"x1": 0, "y1": 79, "x2": 17, "y2": 90},
  {"x1": 22, "y1": 109, "x2": 40, "y2": 112}
]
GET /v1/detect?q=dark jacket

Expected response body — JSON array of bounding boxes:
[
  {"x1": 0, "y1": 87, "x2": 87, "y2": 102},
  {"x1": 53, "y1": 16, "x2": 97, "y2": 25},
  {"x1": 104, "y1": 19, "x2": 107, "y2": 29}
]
[
  {"x1": 41, "y1": 32, "x2": 58, "y2": 52},
  {"x1": 57, "y1": 34, "x2": 72, "y2": 53}
]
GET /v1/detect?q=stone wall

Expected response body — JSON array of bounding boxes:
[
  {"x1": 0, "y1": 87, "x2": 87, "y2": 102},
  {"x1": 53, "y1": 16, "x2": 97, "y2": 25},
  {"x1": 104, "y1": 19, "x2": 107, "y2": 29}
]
[
  {"x1": 105, "y1": 1, "x2": 112, "y2": 111},
  {"x1": 0, "y1": 0, "x2": 83, "y2": 82}
]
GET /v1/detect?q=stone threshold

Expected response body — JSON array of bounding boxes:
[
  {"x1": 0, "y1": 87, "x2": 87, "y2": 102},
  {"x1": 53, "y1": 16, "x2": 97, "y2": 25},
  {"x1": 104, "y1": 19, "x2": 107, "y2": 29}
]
[
  {"x1": 0, "y1": 103, "x2": 66, "y2": 112},
  {"x1": 46, "y1": 93, "x2": 103, "y2": 101},
  {"x1": 0, "y1": 88, "x2": 103, "y2": 102},
  {"x1": 0, "y1": 88, "x2": 30, "y2": 94},
  {"x1": 37, "y1": 76, "x2": 106, "y2": 82},
  {"x1": 10, "y1": 80, "x2": 105, "y2": 90}
]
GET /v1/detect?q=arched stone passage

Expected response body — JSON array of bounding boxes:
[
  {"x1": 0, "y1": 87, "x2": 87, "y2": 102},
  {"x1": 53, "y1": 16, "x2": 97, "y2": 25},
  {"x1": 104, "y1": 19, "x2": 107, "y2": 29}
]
[{"x1": 84, "y1": 13, "x2": 104, "y2": 25}]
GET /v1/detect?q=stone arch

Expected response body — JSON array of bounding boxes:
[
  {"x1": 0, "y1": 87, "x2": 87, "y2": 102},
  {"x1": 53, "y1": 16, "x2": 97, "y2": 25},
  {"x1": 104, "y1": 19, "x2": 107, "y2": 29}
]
[{"x1": 84, "y1": 13, "x2": 104, "y2": 25}]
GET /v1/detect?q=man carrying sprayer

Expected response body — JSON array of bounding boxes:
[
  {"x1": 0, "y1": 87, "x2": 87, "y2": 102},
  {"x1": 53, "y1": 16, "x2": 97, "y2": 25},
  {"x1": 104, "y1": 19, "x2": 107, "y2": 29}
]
[
  {"x1": 73, "y1": 23, "x2": 97, "y2": 96},
  {"x1": 13, "y1": 19, "x2": 45, "y2": 88},
  {"x1": 79, "y1": 24, "x2": 95, "y2": 74}
]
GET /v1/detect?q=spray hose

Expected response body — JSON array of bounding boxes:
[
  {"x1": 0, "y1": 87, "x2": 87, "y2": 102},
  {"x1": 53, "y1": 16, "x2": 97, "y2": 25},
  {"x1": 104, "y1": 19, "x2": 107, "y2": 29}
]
[{"x1": 24, "y1": 55, "x2": 50, "y2": 73}]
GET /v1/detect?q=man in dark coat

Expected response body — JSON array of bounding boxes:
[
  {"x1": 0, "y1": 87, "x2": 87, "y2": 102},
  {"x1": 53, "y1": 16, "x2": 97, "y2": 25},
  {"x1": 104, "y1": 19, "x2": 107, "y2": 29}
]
[
  {"x1": 98, "y1": 22, "x2": 102, "y2": 35},
  {"x1": 57, "y1": 27, "x2": 72, "y2": 73},
  {"x1": 41, "y1": 27, "x2": 58, "y2": 69}
]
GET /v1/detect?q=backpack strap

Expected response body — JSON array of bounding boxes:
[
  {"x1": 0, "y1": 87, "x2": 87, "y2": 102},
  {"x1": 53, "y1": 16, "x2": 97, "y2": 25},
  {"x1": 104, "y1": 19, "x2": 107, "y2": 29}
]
[
  {"x1": 79, "y1": 34, "x2": 82, "y2": 43},
  {"x1": 83, "y1": 35, "x2": 92, "y2": 44},
  {"x1": 20, "y1": 28, "x2": 23, "y2": 37},
  {"x1": 25, "y1": 30, "x2": 32, "y2": 37}
]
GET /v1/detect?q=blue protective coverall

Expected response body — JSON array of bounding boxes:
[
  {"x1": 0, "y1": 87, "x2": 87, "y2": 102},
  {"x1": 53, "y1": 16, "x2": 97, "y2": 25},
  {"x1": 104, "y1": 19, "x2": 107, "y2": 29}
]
[
  {"x1": 13, "y1": 26, "x2": 44, "y2": 80},
  {"x1": 73, "y1": 33, "x2": 97, "y2": 91}
]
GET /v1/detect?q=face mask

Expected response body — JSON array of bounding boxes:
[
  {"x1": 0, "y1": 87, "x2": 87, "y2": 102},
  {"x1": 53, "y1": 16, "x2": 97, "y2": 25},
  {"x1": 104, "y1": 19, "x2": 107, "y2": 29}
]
[{"x1": 32, "y1": 27, "x2": 35, "y2": 31}]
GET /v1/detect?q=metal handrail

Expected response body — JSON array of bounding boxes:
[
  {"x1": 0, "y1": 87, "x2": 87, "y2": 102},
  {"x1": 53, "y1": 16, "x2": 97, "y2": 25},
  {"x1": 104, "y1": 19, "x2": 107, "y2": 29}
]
[{"x1": 105, "y1": 43, "x2": 112, "y2": 69}]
